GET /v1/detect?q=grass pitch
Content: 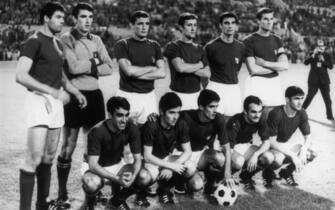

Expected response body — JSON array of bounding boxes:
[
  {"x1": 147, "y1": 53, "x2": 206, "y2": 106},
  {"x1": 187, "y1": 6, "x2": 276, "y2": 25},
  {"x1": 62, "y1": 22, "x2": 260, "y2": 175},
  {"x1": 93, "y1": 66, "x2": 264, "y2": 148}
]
[{"x1": 1, "y1": 62, "x2": 335, "y2": 209}]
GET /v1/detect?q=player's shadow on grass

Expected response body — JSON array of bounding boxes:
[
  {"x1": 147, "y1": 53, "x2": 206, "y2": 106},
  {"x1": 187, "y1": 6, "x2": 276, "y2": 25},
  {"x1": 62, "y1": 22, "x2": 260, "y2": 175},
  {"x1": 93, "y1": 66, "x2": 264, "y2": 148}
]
[
  {"x1": 130, "y1": 187, "x2": 334, "y2": 210},
  {"x1": 309, "y1": 118, "x2": 335, "y2": 131}
]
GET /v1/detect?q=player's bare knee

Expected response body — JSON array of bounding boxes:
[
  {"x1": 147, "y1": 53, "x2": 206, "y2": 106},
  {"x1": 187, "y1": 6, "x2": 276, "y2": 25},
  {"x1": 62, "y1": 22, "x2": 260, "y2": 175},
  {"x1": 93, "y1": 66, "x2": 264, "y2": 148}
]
[
  {"x1": 232, "y1": 155, "x2": 245, "y2": 170},
  {"x1": 184, "y1": 160, "x2": 197, "y2": 178},
  {"x1": 259, "y1": 151, "x2": 274, "y2": 166},
  {"x1": 188, "y1": 175, "x2": 204, "y2": 192},
  {"x1": 82, "y1": 172, "x2": 103, "y2": 194},
  {"x1": 26, "y1": 152, "x2": 43, "y2": 170},
  {"x1": 136, "y1": 168, "x2": 152, "y2": 188},
  {"x1": 213, "y1": 152, "x2": 225, "y2": 168},
  {"x1": 272, "y1": 154, "x2": 285, "y2": 169}
]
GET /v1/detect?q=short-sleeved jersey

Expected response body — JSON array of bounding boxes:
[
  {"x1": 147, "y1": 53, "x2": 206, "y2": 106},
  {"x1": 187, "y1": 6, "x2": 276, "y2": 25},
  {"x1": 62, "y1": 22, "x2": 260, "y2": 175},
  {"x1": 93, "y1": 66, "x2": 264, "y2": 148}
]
[
  {"x1": 114, "y1": 37, "x2": 163, "y2": 93},
  {"x1": 227, "y1": 113, "x2": 269, "y2": 147},
  {"x1": 164, "y1": 40, "x2": 208, "y2": 93},
  {"x1": 180, "y1": 110, "x2": 228, "y2": 151},
  {"x1": 21, "y1": 32, "x2": 63, "y2": 89},
  {"x1": 205, "y1": 38, "x2": 245, "y2": 84},
  {"x1": 87, "y1": 120, "x2": 141, "y2": 167},
  {"x1": 243, "y1": 33, "x2": 284, "y2": 78},
  {"x1": 267, "y1": 106, "x2": 310, "y2": 143},
  {"x1": 142, "y1": 119, "x2": 189, "y2": 159}
]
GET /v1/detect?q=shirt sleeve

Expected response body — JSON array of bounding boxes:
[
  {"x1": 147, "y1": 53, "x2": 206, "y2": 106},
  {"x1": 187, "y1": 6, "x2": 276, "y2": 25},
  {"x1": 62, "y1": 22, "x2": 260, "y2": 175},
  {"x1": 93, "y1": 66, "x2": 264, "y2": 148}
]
[
  {"x1": 163, "y1": 42, "x2": 181, "y2": 60},
  {"x1": 299, "y1": 110, "x2": 311, "y2": 136},
  {"x1": 114, "y1": 40, "x2": 129, "y2": 60},
  {"x1": 258, "y1": 120, "x2": 270, "y2": 141},
  {"x1": 177, "y1": 119, "x2": 190, "y2": 145},
  {"x1": 128, "y1": 124, "x2": 142, "y2": 154},
  {"x1": 243, "y1": 37, "x2": 254, "y2": 58},
  {"x1": 142, "y1": 122, "x2": 156, "y2": 147},
  {"x1": 267, "y1": 110, "x2": 280, "y2": 137},
  {"x1": 201, "y1": 47, "x2": 209, "y2": 67},
  {"x1": 216, "y1": 114, "x2": 229, "y2": 145},
  {"x1": 21, "y1": 38, "x2": 40, "y2": 60},
  {"x1": 154, "y1": 41, "x2": 164, "y2": 61},
  {"x1": 87, "y1": 127, "x2": 102, "y2": 156}
]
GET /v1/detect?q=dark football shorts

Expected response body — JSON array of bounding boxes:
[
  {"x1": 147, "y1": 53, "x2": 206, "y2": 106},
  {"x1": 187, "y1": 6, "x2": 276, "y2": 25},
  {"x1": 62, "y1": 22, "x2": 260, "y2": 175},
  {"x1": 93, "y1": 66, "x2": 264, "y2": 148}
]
[{"x1": 64, "y1": 89, "x2": 105, "y2": 128}]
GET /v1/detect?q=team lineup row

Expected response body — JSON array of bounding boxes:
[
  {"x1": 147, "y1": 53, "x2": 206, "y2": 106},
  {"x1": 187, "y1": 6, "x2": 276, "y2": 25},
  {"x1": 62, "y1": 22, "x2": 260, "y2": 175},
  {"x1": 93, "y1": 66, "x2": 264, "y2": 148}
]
[{"x1": 15, "y1": 2, "x2": 322, "y2": 210}]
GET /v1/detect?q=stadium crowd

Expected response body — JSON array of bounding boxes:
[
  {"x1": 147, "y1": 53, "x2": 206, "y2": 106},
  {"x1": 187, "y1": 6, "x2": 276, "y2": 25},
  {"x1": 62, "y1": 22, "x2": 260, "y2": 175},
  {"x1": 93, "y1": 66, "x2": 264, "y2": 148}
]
[{"x1": 1, "y1": 0, "x2": 335, "y2": 62}]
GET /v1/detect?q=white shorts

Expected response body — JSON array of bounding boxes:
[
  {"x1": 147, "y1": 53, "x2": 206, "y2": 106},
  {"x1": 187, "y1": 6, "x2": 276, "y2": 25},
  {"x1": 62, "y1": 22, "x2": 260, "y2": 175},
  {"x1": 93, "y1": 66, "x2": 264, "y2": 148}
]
[
  {"x1": 190, "y1": 148, "x2": 207, "y2": 166},
  {"x1": 206, "y1": 81, "x2": 242, "y2": 116},
  {"x1": 116, "y1": 89, "x2": 158, "y2": 124},
  {"x1": 174, "y1": 91, "x2": 200, "y2": 110},
  {"x1": 244, "y1": 76, "x2": 285, "y2": 107},
  {"x1": 233, "y1": 143, "x2": 253, "y2": 155},
  {"x1": 24, "y1": 91, "x2": 64, "y2": 129},
  {"x1": 144, "y1": 149, "x2": 183, "y2": 181},
  {"x1": 80, "y1": 159, "x2": 126, "y2": 176}
]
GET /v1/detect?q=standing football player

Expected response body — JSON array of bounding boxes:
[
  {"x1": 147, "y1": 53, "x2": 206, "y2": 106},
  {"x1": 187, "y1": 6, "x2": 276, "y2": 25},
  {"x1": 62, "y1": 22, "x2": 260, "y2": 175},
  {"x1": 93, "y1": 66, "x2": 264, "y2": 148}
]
[
  {"x1": 56, "y1": 3, "x2": 114, "y2": 208},
  {"x1": 267, "y1": 86, "x2": 316, "y2": 186},
  {"x1": 164, "y1": 12, "x2": 210, "y2": 110},
  {"x1": 303, "y1": 39, "x2": 334, "y2": 120},
  {"x1": 205, "y1": 12, "x2": 245, "y2": 119},
  {"x1": 114, "y1": 10, "x2": 166, "y2": 125},
  {"x1": 16, "y1": 2, "x2": 86, "y2": 210},
  {"x1": 227, "y1": 95, "x2": 274, "y2": 190},
  {"x1": 243, "y1": 7, "x2": 289, "y2": 119}
]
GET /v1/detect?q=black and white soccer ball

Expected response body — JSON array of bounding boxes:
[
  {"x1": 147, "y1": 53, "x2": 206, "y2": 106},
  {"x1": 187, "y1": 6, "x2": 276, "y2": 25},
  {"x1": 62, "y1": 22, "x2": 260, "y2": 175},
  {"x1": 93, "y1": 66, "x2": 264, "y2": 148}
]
[{"x1": 213, "y1": 183, "x2": 238, "y2": 206}]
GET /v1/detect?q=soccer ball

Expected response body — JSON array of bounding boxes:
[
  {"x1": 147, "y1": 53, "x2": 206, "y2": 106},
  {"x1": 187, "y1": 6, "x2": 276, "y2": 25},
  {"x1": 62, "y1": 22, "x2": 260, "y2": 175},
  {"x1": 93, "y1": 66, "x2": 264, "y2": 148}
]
[{"x1": 213, "y1": 183, "x2": 238, "y2": 206}]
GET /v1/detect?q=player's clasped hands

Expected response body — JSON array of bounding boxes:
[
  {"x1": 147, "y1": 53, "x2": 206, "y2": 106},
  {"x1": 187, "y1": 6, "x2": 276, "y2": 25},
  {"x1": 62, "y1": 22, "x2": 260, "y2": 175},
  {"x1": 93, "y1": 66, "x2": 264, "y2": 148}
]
[
  {"x1": 118, "y1": 171, "x2": 134, "y2": 188},
  {"x1": 169, "y1": 162, "x2": 186, "y2": 175},
  {"x1": 246, "y1": 154, "x2": 258, "y2": 172},
  {"x1": 159, "y1": 169, "x2": 173, "y2": 180}
]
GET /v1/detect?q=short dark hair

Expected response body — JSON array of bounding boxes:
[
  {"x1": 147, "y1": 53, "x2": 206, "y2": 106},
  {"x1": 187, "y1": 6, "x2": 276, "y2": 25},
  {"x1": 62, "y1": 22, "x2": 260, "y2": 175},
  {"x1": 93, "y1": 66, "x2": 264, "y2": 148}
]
[
  {"x1": 178, "y1": 12, "x2": 198, "y2": 27},
  {"x1": 39, "y1": 2, "x2": 65, "y2": 24},
  {"x1": 107, "y1": 96, "x2": 130, "y2": 115},
  {"x1": 243, "y1": 95, "x2": 262, "y2": 111},
  {"x1": 130, "y1": 10, "x2": 150, "y2": 24},
  {"x1": 256, "y1": 7, "x2": 273, "y2": 20},
  {"x1": 159, "y1": 92, "x2": 182, "y2": 113},
  {"x1": 285, "y1": 86, "x2": 304, "y2": 98},
  {"x1": 72, "y1": 2, "x2": 94, "y2": 18},
  {"x1": 219, "y1": 12, "x2": 238, "y2": 24},
  {"x1": 198, "y1": 89, "x2": 220, "y2": 107}
]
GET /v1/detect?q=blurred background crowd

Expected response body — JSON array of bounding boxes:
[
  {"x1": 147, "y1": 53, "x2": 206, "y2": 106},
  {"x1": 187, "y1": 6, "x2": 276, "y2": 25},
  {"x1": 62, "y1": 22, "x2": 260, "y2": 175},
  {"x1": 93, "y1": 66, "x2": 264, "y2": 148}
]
[{"x1": 1, "y1": 0, "x2": 335, "y2": 63}]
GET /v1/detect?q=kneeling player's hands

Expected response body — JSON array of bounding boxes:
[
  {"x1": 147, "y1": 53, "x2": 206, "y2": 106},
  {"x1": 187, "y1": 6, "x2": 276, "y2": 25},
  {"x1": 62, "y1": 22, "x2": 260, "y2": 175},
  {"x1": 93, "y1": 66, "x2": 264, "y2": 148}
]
[
  {"x1": 159, "y1": 169, "x2": 173, "y2": 180},
  {"x1": 247, "y1": 154, "x2": 258, "y2": 172},
  {"x1": 169, "y1": 162, "x2": 186, "y2": 175},
  {"x1": 75, "y1": 92, "x2": 87, "y2": 109},
  {"x1": 118, "y1": 172, "x2": 134, "y2": 188},
  {"x1": 224, "y1": 176, "x2": 235, "y2": 189}
]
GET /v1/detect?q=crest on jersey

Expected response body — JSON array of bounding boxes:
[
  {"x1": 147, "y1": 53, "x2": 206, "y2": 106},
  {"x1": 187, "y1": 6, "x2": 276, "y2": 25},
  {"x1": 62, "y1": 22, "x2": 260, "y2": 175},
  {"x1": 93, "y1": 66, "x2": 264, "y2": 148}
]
[
  {"x1": 235, "y1": 57, "x2": 239, "y2": 64},
  {"x1": 151, "y1": 56, "x2": 156, "y2": 64}
]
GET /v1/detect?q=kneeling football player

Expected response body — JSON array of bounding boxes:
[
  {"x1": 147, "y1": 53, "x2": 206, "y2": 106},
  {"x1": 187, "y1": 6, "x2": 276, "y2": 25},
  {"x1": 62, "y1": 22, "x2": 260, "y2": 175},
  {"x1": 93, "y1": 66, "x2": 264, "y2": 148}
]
[
  {"x1": 267, "y1": 86, "x2": 317, "y2": 186},
  {"x1": 177, "y1": 89, "x2": 234, "y2": 195},
  {"x1": 81, "y1": 97, "x2": 144, "y2": 210},
  {"x1": 140, "y1": 92, "x2": 196, "y2": 205},
  {"x1": 227, "y1": 95, "x2": 274, "y2": 190}
]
